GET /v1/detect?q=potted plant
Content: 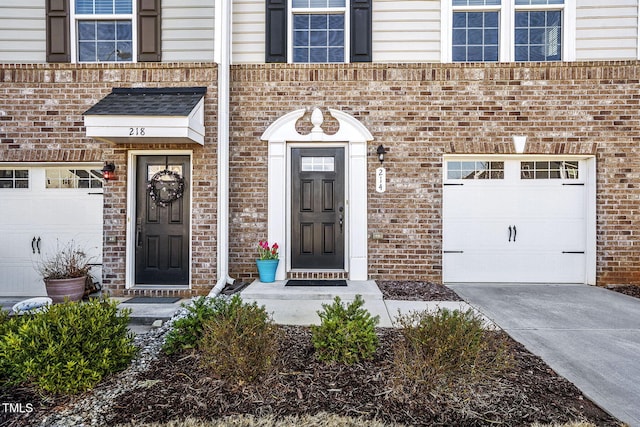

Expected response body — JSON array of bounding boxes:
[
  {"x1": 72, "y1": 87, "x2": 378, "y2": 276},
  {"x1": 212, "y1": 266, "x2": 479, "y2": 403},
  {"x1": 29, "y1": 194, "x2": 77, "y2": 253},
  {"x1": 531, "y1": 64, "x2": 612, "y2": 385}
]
[
  {"x1": 36, "y1": 241, "x2": 94, "y2": 303},
  {"x1": 256, "y1": 240, "x2": 279, "y2": 283}
]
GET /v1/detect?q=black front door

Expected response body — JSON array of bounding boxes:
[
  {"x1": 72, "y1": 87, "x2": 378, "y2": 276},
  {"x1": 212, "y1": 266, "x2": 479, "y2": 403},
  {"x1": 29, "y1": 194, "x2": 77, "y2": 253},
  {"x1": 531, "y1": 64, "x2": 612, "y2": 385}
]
[
  {"x1": 135, "y1": 155, "x2": 190, "y2": 285},
  {"x1": 291, "y1": 147, "x2": 345, "y2": 269}
]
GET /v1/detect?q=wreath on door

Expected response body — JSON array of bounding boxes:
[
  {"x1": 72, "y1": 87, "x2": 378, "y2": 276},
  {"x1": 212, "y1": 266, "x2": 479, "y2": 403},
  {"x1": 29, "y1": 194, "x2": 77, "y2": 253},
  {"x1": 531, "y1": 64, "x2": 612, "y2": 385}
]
[{"x1": 147, "y1": 170, "x2": 185, "y2": 208}]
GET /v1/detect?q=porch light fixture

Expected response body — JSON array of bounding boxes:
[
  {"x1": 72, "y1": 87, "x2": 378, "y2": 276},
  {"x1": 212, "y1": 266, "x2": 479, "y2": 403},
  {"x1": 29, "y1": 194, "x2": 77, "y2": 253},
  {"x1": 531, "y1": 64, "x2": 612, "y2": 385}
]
[
  {"x1": 513, "y1": 136, "x2": 527, "y2": 154},
  {"x1": 376, "y1": 144, "x2": 387, "y2": 163},
  {"x1": 101, "y1": 162, "x2": 116, "y2": 181}
]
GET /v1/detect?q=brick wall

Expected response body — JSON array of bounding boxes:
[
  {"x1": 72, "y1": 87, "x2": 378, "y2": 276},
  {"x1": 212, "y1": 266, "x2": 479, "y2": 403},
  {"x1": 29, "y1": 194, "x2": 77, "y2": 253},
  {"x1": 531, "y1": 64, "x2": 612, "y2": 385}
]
[
  {"x1": 0, "y1": 63, "x2": 219, "y2": 296},
  {"x1": 228, "y1": 61, "x2": 640, "y2": 285},
  {"x1": 2, "y1": 61, "x2": 639, "y2": 290}
]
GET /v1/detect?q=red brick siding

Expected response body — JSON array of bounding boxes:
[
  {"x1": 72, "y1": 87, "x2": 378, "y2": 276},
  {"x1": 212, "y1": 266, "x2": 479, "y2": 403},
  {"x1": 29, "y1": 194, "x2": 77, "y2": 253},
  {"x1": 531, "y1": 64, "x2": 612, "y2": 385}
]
[
  {"x1": 0, "y1": 63, "x2": 219, "y2": 297},
  {"x1": 228, "y1": 62, "x2": 640, "y2": 285},
  {"x1": 2, "y1": 61, "x2": 639, "y2": 289}
]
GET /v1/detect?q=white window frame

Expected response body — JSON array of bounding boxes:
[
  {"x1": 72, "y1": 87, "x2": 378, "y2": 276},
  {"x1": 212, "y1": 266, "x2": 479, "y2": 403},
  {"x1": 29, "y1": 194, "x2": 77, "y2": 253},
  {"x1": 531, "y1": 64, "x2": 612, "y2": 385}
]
[
  {"x1": 288, "y1": 0, "x2": 350, "y2": 64},
  {"x1": 70, "y1": 0, "x2": 138, "y2": 64},
  {"x1": 441, "y1": 0, "x2": 575, "y2": 63}
]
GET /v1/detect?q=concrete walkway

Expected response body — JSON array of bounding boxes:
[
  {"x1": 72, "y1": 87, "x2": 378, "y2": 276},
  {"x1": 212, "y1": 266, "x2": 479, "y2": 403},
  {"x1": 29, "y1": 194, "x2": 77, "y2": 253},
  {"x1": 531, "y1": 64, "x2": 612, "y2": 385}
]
[
  {"x1": 449, "y1": 283, "x2": 640, "y2": 427},
  {"x1": 239, "y1": 280, "x2": 478, "y2": 328}
]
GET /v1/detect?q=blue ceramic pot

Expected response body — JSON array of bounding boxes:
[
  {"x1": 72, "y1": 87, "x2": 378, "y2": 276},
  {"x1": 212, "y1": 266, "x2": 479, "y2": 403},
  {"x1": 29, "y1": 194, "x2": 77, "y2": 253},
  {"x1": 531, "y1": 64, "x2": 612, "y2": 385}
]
[{"x1": 256, "y1": 259, "x2": 279, "y2": 283}]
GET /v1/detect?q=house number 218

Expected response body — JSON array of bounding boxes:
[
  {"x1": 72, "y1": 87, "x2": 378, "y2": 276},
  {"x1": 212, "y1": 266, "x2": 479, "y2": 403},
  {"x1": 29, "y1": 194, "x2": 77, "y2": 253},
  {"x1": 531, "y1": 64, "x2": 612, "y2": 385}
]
[{"x1": 129, "y1": 127, "x2": 145, "y2": 136}]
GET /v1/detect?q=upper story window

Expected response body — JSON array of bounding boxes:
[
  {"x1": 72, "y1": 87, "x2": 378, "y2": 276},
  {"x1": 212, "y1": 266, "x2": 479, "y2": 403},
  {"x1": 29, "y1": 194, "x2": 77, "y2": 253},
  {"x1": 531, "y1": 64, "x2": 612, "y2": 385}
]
[
  {"x1": 46, "y1": 0, "x2": 161, "y2": 63},
  {"x1": 266, "y1": 0, "x2": 372, "y2": 64},
  {"x1": 292, "y1": 0, "x2": 346, "y2": 63},
  {"x1": 74, "y1": 0, "x2": 134, "y2": 62},
  {"x1": 445, "y1": 0, "x2": 574, "y2": 62}
]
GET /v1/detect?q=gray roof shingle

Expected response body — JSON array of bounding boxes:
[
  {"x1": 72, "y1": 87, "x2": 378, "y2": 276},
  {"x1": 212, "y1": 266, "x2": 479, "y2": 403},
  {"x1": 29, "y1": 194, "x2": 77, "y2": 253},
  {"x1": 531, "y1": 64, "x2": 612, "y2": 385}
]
[{"x1": 84, "y1": 87, "x2": 207, "y2": 116}]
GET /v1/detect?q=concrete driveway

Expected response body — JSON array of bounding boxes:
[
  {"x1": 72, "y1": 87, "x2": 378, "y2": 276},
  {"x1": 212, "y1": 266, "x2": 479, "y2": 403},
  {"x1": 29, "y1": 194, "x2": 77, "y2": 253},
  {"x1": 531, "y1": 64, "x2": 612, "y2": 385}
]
[{"x1": 448, "y1": 283, "x2": 640, "y2": 427}]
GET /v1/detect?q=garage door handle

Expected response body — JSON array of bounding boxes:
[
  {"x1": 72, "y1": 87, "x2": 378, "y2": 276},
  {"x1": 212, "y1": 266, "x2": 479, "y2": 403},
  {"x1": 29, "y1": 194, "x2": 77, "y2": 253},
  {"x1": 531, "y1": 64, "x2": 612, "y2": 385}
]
[
  {"x1": 32, "y1": 237, "x2": 36, "y2": 254},
  {"x1": 513, "y1": 225, "x2": 516, "y2": 242},
  {"x1": 37, "y1": 237, "x2": 41, "y2": 254},
  {"x1": 508, "y1": 226, "x2": 512, "y2": 242}
]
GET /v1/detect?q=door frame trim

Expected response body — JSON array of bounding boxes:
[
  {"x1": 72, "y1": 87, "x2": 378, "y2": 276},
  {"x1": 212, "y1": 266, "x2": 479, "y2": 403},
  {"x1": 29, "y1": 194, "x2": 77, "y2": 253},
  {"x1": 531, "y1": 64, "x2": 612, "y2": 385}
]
[
  {"x1": 442, "y1": 154, "x2": 596, "y2": 285},
  {"x1": 262, "y1": 108, "x2": 373, "y2": 281},
  {"x1": 125, "y1": 150, "x2": 193, "y2": 289}
]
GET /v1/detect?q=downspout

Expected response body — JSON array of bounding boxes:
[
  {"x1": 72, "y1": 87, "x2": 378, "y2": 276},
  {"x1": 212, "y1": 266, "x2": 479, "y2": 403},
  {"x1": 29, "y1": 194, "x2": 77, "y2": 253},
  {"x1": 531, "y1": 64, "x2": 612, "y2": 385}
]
[{"x1": 209, "y1": 0, "x2": 234, "y2": 296}]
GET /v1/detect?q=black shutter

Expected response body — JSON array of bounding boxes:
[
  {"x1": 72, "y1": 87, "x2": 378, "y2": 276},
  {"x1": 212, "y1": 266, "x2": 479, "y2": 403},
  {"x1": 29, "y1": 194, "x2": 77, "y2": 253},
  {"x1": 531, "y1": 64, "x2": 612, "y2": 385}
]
[
  {"x1": 265, "y1": 0, "x2": 287, "y2": 63},
  {"x1": 138, "y1": 0, "x2": 161, "y2": 62},
  {"x1": 350, "y1": 0, "x2": 372, "y2": 62},
  {"x1": 46, "y1": 0, "x2": 70, "y2": 63}
]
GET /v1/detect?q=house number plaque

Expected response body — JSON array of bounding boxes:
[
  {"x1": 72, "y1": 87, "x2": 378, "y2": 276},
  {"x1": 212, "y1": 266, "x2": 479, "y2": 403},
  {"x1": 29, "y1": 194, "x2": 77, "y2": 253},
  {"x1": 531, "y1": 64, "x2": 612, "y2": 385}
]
[{"x1": 376, "y1": 167, "x2": 386, "y2": 193}]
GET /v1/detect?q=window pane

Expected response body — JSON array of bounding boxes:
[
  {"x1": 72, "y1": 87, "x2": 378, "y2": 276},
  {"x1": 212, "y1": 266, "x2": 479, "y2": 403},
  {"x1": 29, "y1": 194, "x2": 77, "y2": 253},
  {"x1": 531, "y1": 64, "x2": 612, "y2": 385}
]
[
  {"x1": 293, "y1": 0, "x2": 345, "y2": 7},
  {"x1": 77, "y1": 0, "x2": 132, "y2": 14},
  {"x1": 454, "y1": 0, "x2": 501, "y2": 5},
  {"x1": 516, "y1": 0, "x2": 563, "y2": 4},
  {"x1": 514, "y1": 11, "x2": 562, "y2": 61},
  {"x1": 77, "y1": 20, "x2": 132, "y2": 62},
  {"x1": 452, "y1": 12, "x2": 499, "y2": 62},
  {"x1": 293, "y1": 13, "x2": 344, "y2": 63},
  {"x1": 447, "y1": 161, "x2": 504, "y2": 180}
]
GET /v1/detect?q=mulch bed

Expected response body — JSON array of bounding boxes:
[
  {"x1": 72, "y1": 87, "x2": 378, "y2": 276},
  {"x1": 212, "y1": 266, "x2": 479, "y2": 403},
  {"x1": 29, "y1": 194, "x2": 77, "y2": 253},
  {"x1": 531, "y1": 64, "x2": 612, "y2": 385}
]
[
  {"x1": 607, "y1": 284, "x2": 640, "y2": 299},
  {"x1": 1, "y1": 282, "x2": 623, "y2": 426},
  {"x1": 377, "y1": 281, "x2": 463, "y2": 301},
  {"x1": 3, "y1": 327, "x2": 619, "y2": 427}
]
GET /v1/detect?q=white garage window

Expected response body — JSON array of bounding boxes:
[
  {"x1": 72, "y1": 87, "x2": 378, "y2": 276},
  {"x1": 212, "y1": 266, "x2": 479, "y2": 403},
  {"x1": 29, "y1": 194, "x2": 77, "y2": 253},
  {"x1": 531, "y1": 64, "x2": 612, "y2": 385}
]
[
  {"x1": 446, "y1": 161, "x2": 504, "y2": 179},
  {"x1": 45, "y1": 168, "x2": 104, "y2": 189},
  {"x1": 0, "y1": 170, "x2": 29, "y2": 189},
  {"x1": 521, "y1": 160, "x2": 579, "y2": 180}
]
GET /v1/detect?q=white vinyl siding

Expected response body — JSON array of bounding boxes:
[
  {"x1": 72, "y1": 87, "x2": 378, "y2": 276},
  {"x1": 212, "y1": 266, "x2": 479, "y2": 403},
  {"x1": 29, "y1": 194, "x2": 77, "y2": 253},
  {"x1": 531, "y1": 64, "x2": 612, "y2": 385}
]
[
  {"x1": 233, "y1": 0, "x2": 266, "y2": 63},
  {"x1": 372, "y1": 0, "x2": 441, "y2": 62},
  {"x1": 0, "y1": 1, "x2": 46, "y2": 63},
  {"x1": 162, "y1": 0, "x2": 215, "y2": 62},
  {"x1": 575, "y1": 0, "x2": 638, "y2": 60}
]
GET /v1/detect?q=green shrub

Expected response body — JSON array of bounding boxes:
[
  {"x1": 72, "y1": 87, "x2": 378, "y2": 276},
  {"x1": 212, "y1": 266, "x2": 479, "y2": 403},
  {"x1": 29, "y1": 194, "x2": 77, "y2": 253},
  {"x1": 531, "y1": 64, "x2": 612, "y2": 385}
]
[
  {"x1": 0, "y1": 299, "x2": 137, "y2": 395},
  {"x1": 199, "y1": 295, "x2": 280, "y2": 385},
  {"x1": 163, "y1": 296, "x2": 233, "y2": 354},
  {"x1": 393, "y1": 308, "x2": 509, "y2": 388},
  {"x1": 311, "y1": 295, "x2": 379, "y2": 364}
]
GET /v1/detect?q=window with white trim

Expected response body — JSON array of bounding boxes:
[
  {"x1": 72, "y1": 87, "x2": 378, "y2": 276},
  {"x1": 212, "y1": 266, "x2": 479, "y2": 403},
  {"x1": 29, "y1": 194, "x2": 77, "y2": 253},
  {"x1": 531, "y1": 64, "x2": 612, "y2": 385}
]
[
  {"x1": 291, "y1": 0, "x2": 347, "y2": 63},
  {"x1": 0, "y1": 170, "x2": 29, "y2": 189},
  {"x1": 447, "y1": 0, "x2": 571, "y2": 62},
  {"x1": 73, "y1": 0, "x2": 135, "y2": 63}
]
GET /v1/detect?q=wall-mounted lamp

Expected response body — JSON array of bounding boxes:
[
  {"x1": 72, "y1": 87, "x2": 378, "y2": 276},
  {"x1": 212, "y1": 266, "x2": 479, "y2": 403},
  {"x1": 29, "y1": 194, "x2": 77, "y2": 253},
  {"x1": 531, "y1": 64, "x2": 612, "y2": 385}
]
[
  {"x1": 376, "y1": 145, "x2": 387, "y2": 163},
  {"x1": 101, "y1": 162, "x2": 116, "y2": 181},
  {"x1": 512, "y1": 136, "x2": 527, "y2": 154}
]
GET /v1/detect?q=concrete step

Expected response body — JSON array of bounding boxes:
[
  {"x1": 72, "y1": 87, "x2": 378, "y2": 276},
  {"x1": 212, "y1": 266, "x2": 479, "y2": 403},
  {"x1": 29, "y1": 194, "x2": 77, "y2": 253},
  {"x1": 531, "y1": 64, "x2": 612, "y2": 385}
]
[{"x1": 240, "y1": 280, "x2": 383, "y2": 301}]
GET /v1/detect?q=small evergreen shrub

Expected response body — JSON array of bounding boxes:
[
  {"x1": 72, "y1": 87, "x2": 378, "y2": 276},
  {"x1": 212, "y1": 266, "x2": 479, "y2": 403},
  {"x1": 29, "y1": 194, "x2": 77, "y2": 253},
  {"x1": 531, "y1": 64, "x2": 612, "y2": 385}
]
[
  {"x1": 199, "y1": 295, "x2": 280, "y2": 385},
  {"x1": 0, "y1": 299, "x2": 137, "y2": 394},
  {"x1": 393, "y1": 308, "x2": 510, "y2": 388},
  {"x1": 163, "y1": 296, "x2": 231, "y2": 354},
  {"x1": 311, "y1": 295, "x2": 379, "y2": 364}
]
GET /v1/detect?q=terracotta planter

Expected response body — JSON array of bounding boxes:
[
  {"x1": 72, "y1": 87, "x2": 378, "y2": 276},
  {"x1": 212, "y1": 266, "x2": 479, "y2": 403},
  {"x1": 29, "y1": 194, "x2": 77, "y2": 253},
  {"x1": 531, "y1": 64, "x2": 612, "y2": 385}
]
[{"x1": 44, "y1": 276, "x2": 86, "y2": 303}]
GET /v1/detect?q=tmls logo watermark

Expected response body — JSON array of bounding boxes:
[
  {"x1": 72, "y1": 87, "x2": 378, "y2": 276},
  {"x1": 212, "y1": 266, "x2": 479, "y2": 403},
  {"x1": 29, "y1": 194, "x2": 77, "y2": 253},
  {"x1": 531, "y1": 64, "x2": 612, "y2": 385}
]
[{"x1": 2, "y1": 402, "x2": 34, "y2": 413}]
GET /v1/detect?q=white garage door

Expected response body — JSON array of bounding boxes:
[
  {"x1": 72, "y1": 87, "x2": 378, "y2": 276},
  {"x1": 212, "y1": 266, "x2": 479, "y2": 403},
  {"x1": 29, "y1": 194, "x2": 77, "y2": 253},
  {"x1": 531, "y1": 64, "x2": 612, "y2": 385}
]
[
  {"x1": 0, "y1": 166, "x2": 103, "y2": 296},
  {"x1": 443, "y1": 158, "x2": 590, "y2": 283}
]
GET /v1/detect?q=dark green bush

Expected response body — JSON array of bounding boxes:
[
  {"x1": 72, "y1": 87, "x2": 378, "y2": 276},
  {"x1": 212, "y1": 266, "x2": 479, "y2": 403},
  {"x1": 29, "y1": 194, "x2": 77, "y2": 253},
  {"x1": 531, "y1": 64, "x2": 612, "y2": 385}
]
[
  {"x1": 199, "y1": 295, "x2": 280, "y2": 385},
  {"x1": 163, "y1": 296, "x2": 232, "y2": 354},
  {"x1": 311, "y1": 295, "x2": 379, "y2": 364},
  {"x1": 0, "y1": 299, "x2": 137, "y2": 395},
  {"x1": 393, "y1": 308, "x2": 510, "y2": 388}
]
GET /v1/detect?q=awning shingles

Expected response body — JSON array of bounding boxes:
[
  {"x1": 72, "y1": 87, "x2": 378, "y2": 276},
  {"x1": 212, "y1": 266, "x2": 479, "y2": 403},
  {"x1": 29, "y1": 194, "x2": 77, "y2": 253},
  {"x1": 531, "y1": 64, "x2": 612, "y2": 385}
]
[{"x1": 83, "y1": 87, "x2": 207, "y2": 145}]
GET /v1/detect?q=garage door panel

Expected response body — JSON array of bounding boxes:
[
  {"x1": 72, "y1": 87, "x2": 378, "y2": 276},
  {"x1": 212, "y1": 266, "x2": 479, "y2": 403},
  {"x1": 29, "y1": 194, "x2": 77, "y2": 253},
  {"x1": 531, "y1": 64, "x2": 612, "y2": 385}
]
[
  {"x1": 444, "y1": 250, "x2": 586, "y2": 283},
  {"x1": 0, "y1": 166, "x2": 104, "y2": 296},
  {"x1": 443, "y1": 158, "x2": 588, "y2": 284}
]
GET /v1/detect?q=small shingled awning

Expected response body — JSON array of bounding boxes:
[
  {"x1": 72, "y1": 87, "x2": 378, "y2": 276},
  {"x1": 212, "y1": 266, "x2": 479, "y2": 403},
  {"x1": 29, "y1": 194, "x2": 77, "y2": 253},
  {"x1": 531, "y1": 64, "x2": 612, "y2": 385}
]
[{"x1": 83, "y1": 87, "x2": 206, "y2": 145}]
